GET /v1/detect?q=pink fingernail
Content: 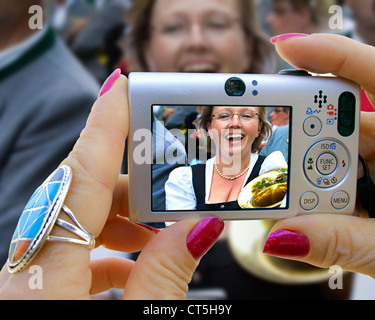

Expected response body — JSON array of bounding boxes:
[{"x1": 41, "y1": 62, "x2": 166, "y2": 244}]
[
  {"x1": 263, "y1": 229, "x2": 310, "y2": 258},
  {"x1": 186, "y1": 218, "x2": 224, "y2": 260},
  {"x1": 98, "y1": 68, "x2": 121, "y2": 97},
  {"x1": 270, "y1": 33, "x2": 308, "y2": 44}
]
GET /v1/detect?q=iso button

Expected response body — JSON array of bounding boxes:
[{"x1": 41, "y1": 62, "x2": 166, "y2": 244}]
[{"x1": 300, "y1": 192, "x2": 319, "y2": 211}]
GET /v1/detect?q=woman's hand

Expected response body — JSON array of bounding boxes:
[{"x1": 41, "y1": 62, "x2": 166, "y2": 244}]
[
  {"x1": 0, "y1": 71, "x2": 224, "y2": 299},
  {"x1": 263, "y1": 33, "x2": 375, "y2": 278}
]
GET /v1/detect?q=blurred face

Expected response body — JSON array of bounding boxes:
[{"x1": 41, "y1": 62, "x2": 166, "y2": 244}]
[
  {"x1": 267, "y1": 0, "x2": 311, "y2": 35},
  {"x1": 207, "y1": 107, "x2": 261, "y2": 159},
  {"x1": 270, "y1": 107, "x2": 289, "y2": 127},
  {"x1": 144, "y1": 0, "x2": 252, "y2": 73}
]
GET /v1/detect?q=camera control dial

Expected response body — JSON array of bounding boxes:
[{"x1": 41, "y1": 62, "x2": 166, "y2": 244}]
[{"x1": 303, "y1": 139, "x2": 350, "y2": 189}]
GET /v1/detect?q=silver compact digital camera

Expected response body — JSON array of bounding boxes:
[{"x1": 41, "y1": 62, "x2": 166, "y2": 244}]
[{"x1": 128, "y1": 71, "x2": 360, "y2": 222}]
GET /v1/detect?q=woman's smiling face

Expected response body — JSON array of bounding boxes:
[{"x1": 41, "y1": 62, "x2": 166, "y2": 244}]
[
  {"x1": 208, "y1": 106, "x2": 262, "y2": 160},
  {"x1": 144, "y1": 0, "x2": 252, "y2": 73}
]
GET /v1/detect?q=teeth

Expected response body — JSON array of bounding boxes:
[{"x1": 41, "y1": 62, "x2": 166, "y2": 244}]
[
  {"x1": 226, "y1": 134, "x2": 244, "y2": 141},
  {"x1": 183, "y1": 64, "x2": 216, "y2": 73}
]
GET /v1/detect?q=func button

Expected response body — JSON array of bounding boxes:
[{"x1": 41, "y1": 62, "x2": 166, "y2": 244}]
[{"x1": 316, "y1": 153, "x2": 337, "y2": 175}]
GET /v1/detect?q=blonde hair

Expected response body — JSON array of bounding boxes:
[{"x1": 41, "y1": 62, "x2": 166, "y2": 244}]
[
  {"x1": 125, "y1": 0, "x2": 278, "y2": 73},
  {"x1": 194, "y1": 106, "x2": 272, "y2": 153}
]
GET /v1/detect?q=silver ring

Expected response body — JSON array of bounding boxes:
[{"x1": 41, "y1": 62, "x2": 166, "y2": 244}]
[{"x1": 8, "y1": 165, "x2": 95, "y2": 273}]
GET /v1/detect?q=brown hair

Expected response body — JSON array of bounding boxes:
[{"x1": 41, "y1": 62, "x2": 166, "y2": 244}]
[
  {"x1": 194, "y1": 106, "x2": 272, "y2": 153},
  {"x1": 125, "y1": 0, "x2": 278, "y2": 73}
]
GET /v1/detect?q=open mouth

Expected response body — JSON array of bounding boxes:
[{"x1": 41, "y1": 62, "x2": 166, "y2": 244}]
[
  {"x1": 181, "y1": 63, "x2": 217, "y2": 73},
  {"x1": 225, "y1": 134, "x2": 245, "y2": 144}
]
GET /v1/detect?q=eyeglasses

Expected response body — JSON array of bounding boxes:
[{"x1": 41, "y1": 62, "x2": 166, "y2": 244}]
[
  {"x1": 212, "y1": 111, "x2": 259, "y2": 123},
  {"x1": 151, "y1": 16, "x2": 241, "y2": 38}
]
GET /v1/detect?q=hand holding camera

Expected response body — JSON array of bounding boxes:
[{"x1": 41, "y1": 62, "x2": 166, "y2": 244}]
[
  {"x1": 1, "y1": 33, "x2": 374, "y2": 300},
  {"x1": 262, "y1": 34, "x2": 375, "y2": 278}
]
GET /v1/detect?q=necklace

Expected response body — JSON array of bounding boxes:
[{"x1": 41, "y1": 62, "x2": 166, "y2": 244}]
[{"x1": 214, "y1": 158, "x2": 251, "y2": 181}]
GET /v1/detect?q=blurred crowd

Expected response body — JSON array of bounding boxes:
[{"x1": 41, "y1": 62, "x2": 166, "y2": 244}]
[
  {"x1": 41, "y1": 0, "x2": 373, "y2": 133},
  {"x1": 45, "y1": 0, "x2": 375, "y2": 81}
]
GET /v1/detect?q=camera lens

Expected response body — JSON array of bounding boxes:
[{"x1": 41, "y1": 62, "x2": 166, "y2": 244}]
[{"x1": 225, "y1": 77, "x2": 246, "y2": 96}]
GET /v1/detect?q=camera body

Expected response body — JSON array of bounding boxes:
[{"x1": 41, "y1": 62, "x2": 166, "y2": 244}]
[{"x1": 128, "y1": 71, "x2": 360, "y2": 222}]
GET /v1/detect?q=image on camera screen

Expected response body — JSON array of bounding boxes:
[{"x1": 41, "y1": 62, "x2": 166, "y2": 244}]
[{"x1": 149, "y1": 105, "x2": 291, "y2": 213}]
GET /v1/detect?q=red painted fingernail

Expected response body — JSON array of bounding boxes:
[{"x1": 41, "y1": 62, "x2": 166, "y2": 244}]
[
  {"x1": 186, "y1": 217, "x2": 224, "y2": 260},
  {"x1": 263, "y1": 229, "x2": 310, "y2": 258},
  {"x1": 135, "y1": 223, "x2": 160, "y2": 234},
  {"x1": 270, "y1": 33, "x2": 308, "y2": 44},
  {"x1": 98, "y1": 68, "x2": 121, "y2": 97}
]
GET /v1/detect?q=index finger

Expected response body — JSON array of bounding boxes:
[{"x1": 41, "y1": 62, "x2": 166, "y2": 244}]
[
  {"x1": 62, "y1": 74, "x2": 129, "y2": 235},
  {"x1": 273, "y1": 33, "x2": 375, "y2": 96}
]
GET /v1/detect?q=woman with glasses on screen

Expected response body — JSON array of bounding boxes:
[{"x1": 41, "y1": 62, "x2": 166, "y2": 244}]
[{"x1": 165, "y1": 106, "x2": 287, "y2": 210}]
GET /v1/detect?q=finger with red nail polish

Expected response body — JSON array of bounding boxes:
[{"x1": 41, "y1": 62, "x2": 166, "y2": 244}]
[
  {"x1": 187, "y1": 217, "x2": 225, "y2": 260},
  {"x1": 98, "y1": 69, "x2": 121, "y2": 97},
  {"x1": 270, "y1": 33, "x2": 308, "y2": 44},
  {"x1": 123, "y1": 218, "x2": 224, "y2": 299},
  {"x1": 263, "y1": 229, "x2": 310, "y2": 258}
]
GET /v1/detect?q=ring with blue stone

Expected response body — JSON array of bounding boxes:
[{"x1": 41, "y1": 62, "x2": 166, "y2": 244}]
[{"x1": 8, "y1": 165, "x2": 95, "y2": 273}]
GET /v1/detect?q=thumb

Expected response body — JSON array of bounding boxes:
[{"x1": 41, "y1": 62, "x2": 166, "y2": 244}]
[
  {"x1": 123, "y1": 218, "x2": 224, "y2": 300},
  {"x1": 263, "y1": 214, "x2": 375, "y2": 277},
  {"x1": 271, "y1": 33, "x2": 375, "y2": 105}
]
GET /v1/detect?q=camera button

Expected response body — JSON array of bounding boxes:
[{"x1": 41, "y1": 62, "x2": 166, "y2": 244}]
[
  {"x1": 304, "y1": 139, "x2": 350, "y2": 188},
  {"x1": 331, "y1": 191, "x2": 350, "y2": 210},
  {"x1": 303, "y1": 117, "x2": 322, "y2": 137},
  {"x1": 316, "y1": 153, "x2": 337, "y2": 176},
  {"x1": 278, "y1": 69, "x2": 312, "y2": 76},
  {"x1": 338, "y1": 92, "x2": 356, "y2": 137},
  {"x1": 300, "y1": 192, "x2": 319, "y2": 211}
]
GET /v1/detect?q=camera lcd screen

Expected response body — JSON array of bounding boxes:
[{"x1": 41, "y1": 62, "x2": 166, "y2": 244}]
[{"x1": 149, "y1": 105, "x2": 291, "y2": 213}]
